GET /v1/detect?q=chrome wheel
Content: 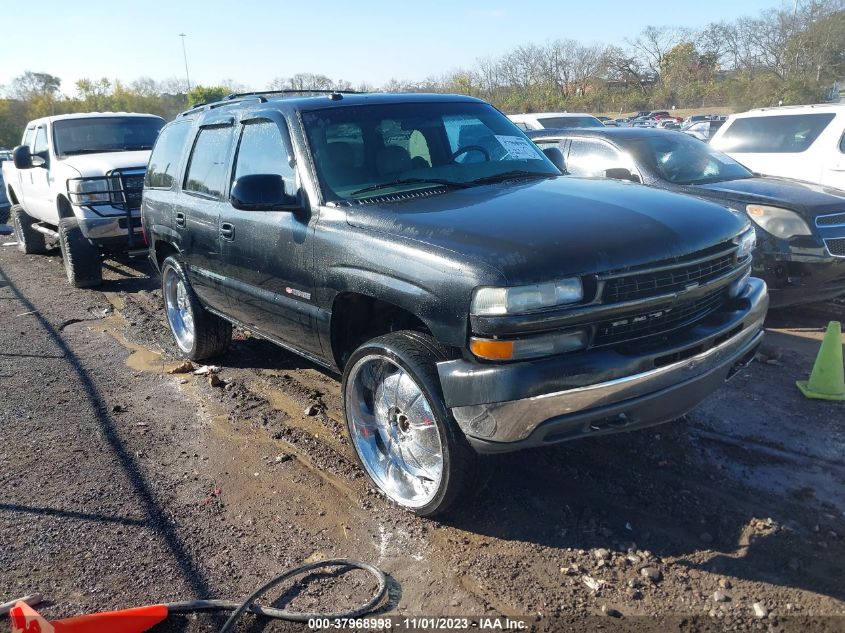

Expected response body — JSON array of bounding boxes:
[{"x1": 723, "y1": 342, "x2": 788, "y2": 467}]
[
  {"x1": 345, "y1": 354, "x2": 444, "y2": 508},
  {"x1": 163, "y1": 266, "x2": 195, "y2": 353}
]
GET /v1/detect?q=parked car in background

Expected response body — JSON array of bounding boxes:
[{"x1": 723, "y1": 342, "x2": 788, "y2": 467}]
[
  {"x1": 2, "y1": 112, "x2": 165, "y2": 286},
  {"x1": 0, "y1": 171, "x2": 10, "y2": 223},
  {"x1": 508, "y1": 112, "x2": 605, "y2": 130},
  {"x1": 656, "y1": 119, "x2": 680, "y2": 130},
  {"x1": 0, "y1": 149, "x2": 12, "y2": 162},
  {"x1": 528, "y1": 127, "x2": 845, "y2": 307},
  {"x1": 710, "y1": 104, "x2": 845, "y2": 190},
  {"x1": 142, "y1": 91, "x2": 765, "y2": 515},
  {"x1": 684, "y1": 119, "x2": 725, "y2": 141}
]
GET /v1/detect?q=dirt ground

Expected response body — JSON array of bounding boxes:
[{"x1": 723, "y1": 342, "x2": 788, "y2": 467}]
[{"x1": 1, "y1": 235, "x2": 844, "y2": 633}]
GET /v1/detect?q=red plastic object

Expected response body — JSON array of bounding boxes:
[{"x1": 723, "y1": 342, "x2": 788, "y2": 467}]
[{"x1": 10, "y1": 601, "x2": 168, "y2": 633}]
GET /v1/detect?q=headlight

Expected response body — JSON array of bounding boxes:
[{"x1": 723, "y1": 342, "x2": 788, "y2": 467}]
[
  {"x1": 746, "y1": 204, "x2": 811, "y2": 239},
  {"x1": 733, "y1": 226, "x2": 756, "y2": 259},
  {"x1": 470, "y1": 329, "x2": 588, "y2": 361},
  {"x1": 67, "y1": 178, "x2": 112, "y2": 204},
  {"x1": 471, "y1": 278, "x2": 583, "y2": 315}
]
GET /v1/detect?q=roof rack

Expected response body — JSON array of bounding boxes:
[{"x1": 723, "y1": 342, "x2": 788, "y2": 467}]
[
  {"x1": 223, "y1": 88, "x2": 359, "y2": 101},
  {"x1": 180, "y1": 88, "x2": 360, "y2": 117}
]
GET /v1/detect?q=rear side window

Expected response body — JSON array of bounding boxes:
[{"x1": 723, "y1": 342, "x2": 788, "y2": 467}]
[
  {"x1": 146, "y1": 123, "x2": 191, "y2": 189},
  {"x1": 233, "y1": 121, "x2": 296, "y2": 193},
  {"x1": 184, "y1": 126, "x2": 234, "y2": 198},
  {"x1": 717, "y1": 113, "x2": 835, "y2": 153}
]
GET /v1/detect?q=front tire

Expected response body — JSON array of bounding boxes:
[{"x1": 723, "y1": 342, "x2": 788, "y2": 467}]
[
  {"x1": 58, "y1": 218, "x2": 102, "y2": 288},
  {"x1": 11, "y1": 205, "x2": 47, "y2": 254},
  {"x1": 161, "y1": 255, "x2": 232, "y2": 360},
  {"x1": 342, "y1": 331, "x2": 475, "y2": 516}
]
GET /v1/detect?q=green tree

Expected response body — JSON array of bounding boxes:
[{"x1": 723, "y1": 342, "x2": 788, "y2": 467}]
[{"x1": 187, "y1": 85, "x2": 230, "y2": 107}]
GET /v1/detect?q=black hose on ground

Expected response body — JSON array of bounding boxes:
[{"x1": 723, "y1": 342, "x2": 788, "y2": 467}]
[{"x1": 165, "y1": 558, "x2": 388, "y2": 632}]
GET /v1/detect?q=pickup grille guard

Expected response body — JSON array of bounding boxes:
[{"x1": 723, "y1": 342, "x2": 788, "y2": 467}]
[{"x1": 68, "y1": 169, "x2": 145, "y2": 248}]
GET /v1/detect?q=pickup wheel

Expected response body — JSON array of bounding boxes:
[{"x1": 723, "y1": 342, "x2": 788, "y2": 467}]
[
  {"x1": 11, "y1": 205, "x2": 47, "y2": 254},
  {"x1": 161, "y1": 255, "x2": 232, "y2": 360},
  {"x1": 58, "y1": 218, "x2": 102, "y2": 288},
  {"x1": 342, "y1": 331, "x2": 475, "y2": 516}
]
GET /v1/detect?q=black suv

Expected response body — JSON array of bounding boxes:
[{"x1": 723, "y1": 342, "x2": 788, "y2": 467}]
[{"x1": 142, "y1": 91, "x2": 767, "y2": 516}]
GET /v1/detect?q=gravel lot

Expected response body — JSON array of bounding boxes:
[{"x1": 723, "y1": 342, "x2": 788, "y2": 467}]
[{"x1": 1, "y1": 234, "x2": 844, "y2": 632}]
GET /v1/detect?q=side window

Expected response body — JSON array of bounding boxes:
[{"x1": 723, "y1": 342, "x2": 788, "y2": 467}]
[
  {"x1": 566, "y1": 139, "x2": 626, "y2": 177},
  {"x1": 184, "y1": 126, "x2": 235, "y2": 198},
  {"x1": 146, "y1": 122, "x2": 191, "y2": 189},
  {"x1": 716, "y1": 113, "x2": 836, "y2": 153},
  {"x1": 33, "y1": 126, "x2": 48, "y2": 154},
  {"x1": 513, "y1": 121, "x2": 530, "y2": 131},
  {"x1": 22, "y1": 127, "x2": 35, "y2": 148},
  {"x1": 233, "y1": 120, "x2": 296, "y2": 193},
  {"x1": 839, "y1": 131, "x2": 845, "y2": 154}
]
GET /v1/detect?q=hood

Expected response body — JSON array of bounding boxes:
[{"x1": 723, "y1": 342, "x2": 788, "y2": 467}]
[
  {"x1": 345, "y1": 177, "x2": 747, "y2": 285},
  {"x1": 691, "y1": 176, "x2": 845, "y2": 218},
  {"x1": 60, "y1": 150, "x2": 151, "y2": 177}
]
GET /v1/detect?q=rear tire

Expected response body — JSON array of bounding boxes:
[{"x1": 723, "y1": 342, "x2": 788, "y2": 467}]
[
  {"x1": 342, "y1": 330, "x2": 476, "y2": 516},
  {"x1": 11, "y1": 205, "x2": 47, "y2": 254},
  {"x1": 58, "y1": 218, "x2": 102, "y2": 288},
  {"x1": 161, "y1": 255, "x2": 232, "y2": 360}
]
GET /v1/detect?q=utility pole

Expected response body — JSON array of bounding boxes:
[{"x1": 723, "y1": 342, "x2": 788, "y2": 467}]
[{"x1": 179, "y1": 33, "x2": 192, "y2": 94}]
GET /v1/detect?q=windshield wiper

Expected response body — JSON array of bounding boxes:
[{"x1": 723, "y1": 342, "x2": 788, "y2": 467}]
[
  {"x1": 122, "y1": 145, "x2": 153, "y2": 151},
  {"x1": 351, "y1": 178, "x2": 470, "y2": 197},
  {"x1": 467, "y1": 170, "x2": 557, "y2": 186},
  {"x1": 62, "y1": 149, "x2": 116, "y2": 155}
]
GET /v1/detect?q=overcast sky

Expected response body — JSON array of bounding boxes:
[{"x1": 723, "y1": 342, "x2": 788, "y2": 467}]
[{"x1": 3, "y1": 0, "x2": 782, "y2": 94}]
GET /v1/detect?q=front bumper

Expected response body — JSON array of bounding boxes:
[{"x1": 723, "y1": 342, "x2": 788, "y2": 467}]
[
  {"x1": 438, "y1": 277, "x2": 768, "y2": 453},
  {"x1": 754, "y1": 249, "x2": 845, "y2": 308},
  {"x1": 75, "y1": 205, "x2": 142, "y2": 244}
]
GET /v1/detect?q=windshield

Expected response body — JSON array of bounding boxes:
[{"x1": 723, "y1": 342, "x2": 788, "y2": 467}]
[
  {"x1": 628, "y1": 132, "x2": 753, "y2": 185},
  {"x1": 301, "y1": 102, "x2": 558, "y2": 201},
  {"x1": 538, "y1": 116, "x2": 604, "y2": 129},
  {"x1": 53, "y1": 117, "x2": 165, "y2": 156}
]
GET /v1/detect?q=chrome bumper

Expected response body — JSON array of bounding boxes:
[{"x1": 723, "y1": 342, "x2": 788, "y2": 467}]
[
  {"x1": 447, "y1": 278, "x2": 768, "y2": 452},
  {"x1": 76, "y1": 208, "x2": 141, "y2": 241}
]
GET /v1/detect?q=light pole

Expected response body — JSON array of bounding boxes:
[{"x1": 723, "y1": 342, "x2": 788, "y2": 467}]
[{"x1": 179, "y1": 33, "x2": 192, "y2": 94}]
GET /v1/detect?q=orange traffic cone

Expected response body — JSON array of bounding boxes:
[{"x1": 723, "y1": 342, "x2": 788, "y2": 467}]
[{"x1": 10, "y1": 600, "x2": 168, "y2": 633}]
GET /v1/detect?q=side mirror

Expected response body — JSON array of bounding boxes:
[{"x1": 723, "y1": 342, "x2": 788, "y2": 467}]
[
  {"x1": 12, "y1": 145, "x2": 33, "y2": 170},
  {"x1": 230, "y1": 174, "x2": 298, "y2": 211},
  {"x1": 542, "y1": 147, "x2": 566, "y2": 173},
  {"x1": 605, "y1": 167, "x2": 640, "y2": 183}
]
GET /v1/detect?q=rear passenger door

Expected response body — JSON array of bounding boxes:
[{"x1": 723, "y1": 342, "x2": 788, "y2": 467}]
[
  {"x1": 220, "y1": 114, "x2": 321, "y2": 356},
  {"x1": 177, "y1": 121, "x2": 235, "y2": 312}
]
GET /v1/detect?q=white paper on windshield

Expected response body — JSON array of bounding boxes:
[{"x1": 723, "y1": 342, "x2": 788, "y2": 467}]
[{"x1": 495, "y1": 135, "x2": 542, "y2": 160}]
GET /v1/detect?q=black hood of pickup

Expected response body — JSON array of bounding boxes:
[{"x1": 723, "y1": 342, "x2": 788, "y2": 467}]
[
  {"x1": 345, "y1": 176, "x2": 747, "y2": 285},
  {"x1": 688, "y1": 176, "x2": 845, "y2": 219}
]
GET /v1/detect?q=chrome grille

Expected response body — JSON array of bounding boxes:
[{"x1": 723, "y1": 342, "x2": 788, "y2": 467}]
[
  {"x1": 816, "y1": 213, "x2": 845, "y2": 227},
  {"x1": 594, "y1": 290, "x2": 727, "y2": 347}
]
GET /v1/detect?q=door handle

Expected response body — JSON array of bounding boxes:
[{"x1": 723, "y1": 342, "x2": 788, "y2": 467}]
[
  {"x1": 175, "y1": 212, "x2": 186, "y2": 228},
  {"x1": 220, "y1": 222, "x2": 235, "y2": 240}
]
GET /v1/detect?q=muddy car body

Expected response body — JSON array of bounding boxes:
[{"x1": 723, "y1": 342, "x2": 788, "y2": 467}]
[{"x1": 142, "y1": 92, "x2": 767, "y2": 515}]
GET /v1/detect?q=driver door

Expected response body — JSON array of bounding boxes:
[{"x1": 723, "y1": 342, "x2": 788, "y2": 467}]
[{"x1": 22, "y1": 124, "x2": 54, "y2": 222}]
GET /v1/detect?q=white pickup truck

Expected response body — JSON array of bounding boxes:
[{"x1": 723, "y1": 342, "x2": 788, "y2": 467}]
[{"x1": 2, "y1": 112, "x2": 165, "y2": 286}]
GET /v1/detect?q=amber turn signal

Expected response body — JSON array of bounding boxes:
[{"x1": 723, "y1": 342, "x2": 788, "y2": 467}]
[{"x1": 469, "y1": 338, "x2": 515, "y2": 360}]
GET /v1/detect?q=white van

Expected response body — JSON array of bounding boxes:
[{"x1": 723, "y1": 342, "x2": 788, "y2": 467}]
[{"x1": 710, "y1": 104, "x2": 845, "y2": 189}]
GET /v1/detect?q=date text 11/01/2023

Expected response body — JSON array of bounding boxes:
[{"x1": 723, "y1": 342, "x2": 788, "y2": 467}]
[{"x1": 307, "y1": 617, "x2": 528, "y2": 630}]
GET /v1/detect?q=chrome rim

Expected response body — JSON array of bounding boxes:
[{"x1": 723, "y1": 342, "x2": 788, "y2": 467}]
[
  {"x1": 163, "y1": 266, "x2": 195, "y2": 353},
  {"x1": 346, "y1": 354, "x2": 444, "y2": 508}
]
